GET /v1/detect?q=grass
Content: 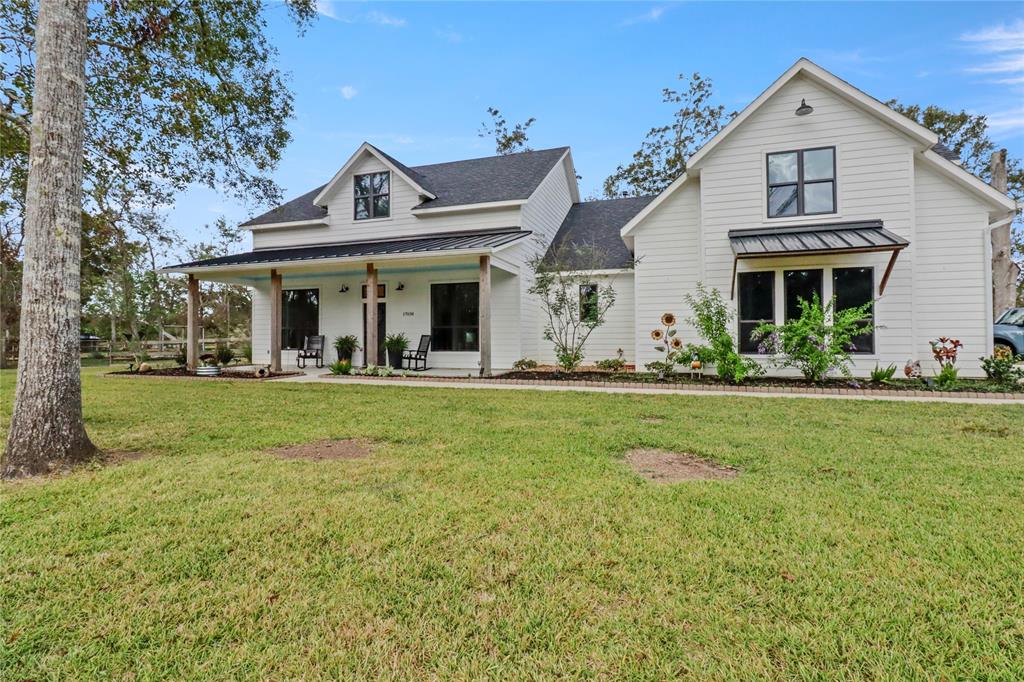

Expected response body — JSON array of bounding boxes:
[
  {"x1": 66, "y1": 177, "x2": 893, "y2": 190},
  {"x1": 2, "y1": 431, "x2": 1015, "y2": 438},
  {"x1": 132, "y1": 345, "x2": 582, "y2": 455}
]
[{"x1": 2, "y1": 368, "x2": 1023, "y2": 678}]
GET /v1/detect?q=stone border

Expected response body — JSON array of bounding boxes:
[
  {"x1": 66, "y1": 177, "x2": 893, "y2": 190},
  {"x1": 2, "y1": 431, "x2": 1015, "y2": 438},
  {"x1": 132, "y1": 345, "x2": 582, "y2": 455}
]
[{"x1": 323, "y1": 373, "x2": 1024, "y2": 401}]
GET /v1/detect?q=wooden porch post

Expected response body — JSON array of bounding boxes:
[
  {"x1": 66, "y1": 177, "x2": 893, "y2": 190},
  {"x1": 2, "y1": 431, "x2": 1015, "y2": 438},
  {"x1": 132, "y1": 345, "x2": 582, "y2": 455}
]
[
  {"x1": 270, "y1": 268, "x2": 282, "y2": 372},
  {"x1": 186, "y1": 274, "x2": 199, "y2": 370},
  {"x1": 479, "y1": 255, "x2": 492, "y2": 377},
  {"x1": 366, "y1": 263, "x2": 378, "y2": 367}
]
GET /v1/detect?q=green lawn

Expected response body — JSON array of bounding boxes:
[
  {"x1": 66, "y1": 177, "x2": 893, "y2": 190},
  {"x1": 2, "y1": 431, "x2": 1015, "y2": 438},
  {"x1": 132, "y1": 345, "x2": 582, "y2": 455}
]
[{"x1": 2, "y1": 369, "x2": 1022, "y2": 678}]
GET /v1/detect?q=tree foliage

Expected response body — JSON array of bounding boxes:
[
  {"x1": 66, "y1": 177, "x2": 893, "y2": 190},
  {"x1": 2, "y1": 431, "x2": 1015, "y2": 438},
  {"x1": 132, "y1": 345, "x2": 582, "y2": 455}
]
[
  {"x1": 604, "y1": 73, "x2": 734, "y2": 198},
  {"x1": 479, "y1": 107, "x2": 535, "y2": 155}
]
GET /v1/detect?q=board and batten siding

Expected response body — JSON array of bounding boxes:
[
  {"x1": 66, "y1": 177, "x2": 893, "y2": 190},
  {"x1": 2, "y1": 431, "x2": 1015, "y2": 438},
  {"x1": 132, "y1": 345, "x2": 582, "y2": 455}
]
[{"x1": 251, "y1": 153, "x2": 522, "y2": 250}]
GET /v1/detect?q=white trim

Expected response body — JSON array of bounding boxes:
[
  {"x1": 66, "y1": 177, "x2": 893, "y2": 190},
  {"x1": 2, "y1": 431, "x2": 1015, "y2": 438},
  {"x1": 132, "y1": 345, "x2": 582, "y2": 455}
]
[
  {"x1": 243, "y1": 218, "x2": 329, "y2": 231},
  {"x1": 918, "y1": 149, "x2": 1018, "y2": 214},
  {"x1": 620, "y1": 173, "x2": 691, "y2": 237},
  {"x1": 410, "y1": 199, "x2": 526, "y2": 215},
  {"x1": 312, "y1": 142, "x2": 436, "y2": 207},
  {"x1": 687, "y1": 58, "x2": 937, "y2": 172},
  {"x1": 984, "y1": 229, "x2": 994, "y2": 352}
]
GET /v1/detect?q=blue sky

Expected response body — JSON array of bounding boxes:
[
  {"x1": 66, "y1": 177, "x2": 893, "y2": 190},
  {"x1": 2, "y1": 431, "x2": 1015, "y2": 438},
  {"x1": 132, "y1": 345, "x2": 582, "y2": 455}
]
[{"x1": 171, "y1": 1, "x2": 1024, "y2": 254}]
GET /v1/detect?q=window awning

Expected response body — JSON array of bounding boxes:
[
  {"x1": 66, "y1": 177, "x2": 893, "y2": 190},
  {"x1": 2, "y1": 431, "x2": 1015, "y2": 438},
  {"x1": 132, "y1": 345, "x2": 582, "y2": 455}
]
[
  {"x1": 728, "y1": 220, "x2": 909, "y2": 297},
  {"x1": 160, "y1": 228, "x2": 531, "y2": 274}
]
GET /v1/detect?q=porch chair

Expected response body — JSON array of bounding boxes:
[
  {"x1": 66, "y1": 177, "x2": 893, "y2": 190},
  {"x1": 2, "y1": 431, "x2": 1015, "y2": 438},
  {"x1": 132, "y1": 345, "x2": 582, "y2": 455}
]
[
  {"x1": 297, "y1": 335, "x2": 326, "y2": 369},
  {"x1": 402, "y1": 334, "x2": 431, "y2": 371}
]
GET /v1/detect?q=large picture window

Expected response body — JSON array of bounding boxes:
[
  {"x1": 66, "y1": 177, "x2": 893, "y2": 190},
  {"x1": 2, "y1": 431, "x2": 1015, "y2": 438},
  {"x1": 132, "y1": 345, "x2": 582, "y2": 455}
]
[
  {"x1": 784, "y1": 269, "x2": 823, "y2": 321},
  {"x1": 737, "y1": 271, "x2": 775, "y2": 353},
  {"x1": 431, "y1": 283, "x2": 479, "y2": 351},
  {"x1": 767, "y1": 147, "x2": 836, "y2": 218},
  {"x1": 833, "y1": 267, "x2": 875, "y2": 354},
  {"x1": 281, "y1": 288, "x2": 319, "y2": 350},
  {"x1": 354, "y1": 171, "x2": 390, "y2": 220}
]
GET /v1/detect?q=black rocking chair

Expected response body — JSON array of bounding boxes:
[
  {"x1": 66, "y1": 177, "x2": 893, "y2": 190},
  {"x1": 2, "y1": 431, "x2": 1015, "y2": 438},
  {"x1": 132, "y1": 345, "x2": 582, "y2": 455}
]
[
  {"x1": 297, "y1": 335, "x2": 325, "y2": 368},
  {"x1": 402, "y1": 334, "x2": 431, "y2": 371}
]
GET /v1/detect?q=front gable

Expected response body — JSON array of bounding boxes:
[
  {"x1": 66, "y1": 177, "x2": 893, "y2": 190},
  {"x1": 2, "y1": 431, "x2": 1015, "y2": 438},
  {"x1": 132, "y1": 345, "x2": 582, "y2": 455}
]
[{"x1": 313, "y1": 142, "x2": 435, "y2": 208}]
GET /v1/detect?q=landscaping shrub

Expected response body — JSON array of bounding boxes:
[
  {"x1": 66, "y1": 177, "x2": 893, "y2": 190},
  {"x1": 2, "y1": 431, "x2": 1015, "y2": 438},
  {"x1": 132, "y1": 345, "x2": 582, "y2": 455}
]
[
  {"x1": 215, "y1": 343, "x2": 235, "y2": 366},
  {"x1": 869, "y1": 363, "x2": 898, "y2": 384},
  {"x1": 980, "y1": 346, "x2": 1024, "y2": 386},
  {"x1": 328, "y1": 359, "x2": 352, "y2": 375},
  {"x1": 240, "y1": 341, "x2": 253, "y2": 363},
  {"x1": 174, "y1": 346, "x2": 187, "y2": 366},
  {"x1": 684, "y1": 284, "x2": 763, "y2": 384},
  {"x1": 754, "y1": 294, "x2": 872, "y2": 383},
  {"x1": 512, "y1": 358, "x2": 538, "y2": 371},
  {"x1": 595, "y1": 357, "x2": 625, "y2": 371}
]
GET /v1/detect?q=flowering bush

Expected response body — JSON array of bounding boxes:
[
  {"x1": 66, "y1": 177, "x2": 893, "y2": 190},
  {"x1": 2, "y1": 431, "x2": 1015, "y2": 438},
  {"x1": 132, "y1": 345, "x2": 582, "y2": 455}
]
[
  {"x1": 684, "y1": 283, "x2": 763, "y2": 384},
  {"x1": 980, "y1": 346, "x2": 1024, "y2": 386},
  {"x1": 753, "y1": 294, "x2": 873, "y2": 383},
  {"x1": 929, "y1": 337, "x2": 963, "y2": 368}
]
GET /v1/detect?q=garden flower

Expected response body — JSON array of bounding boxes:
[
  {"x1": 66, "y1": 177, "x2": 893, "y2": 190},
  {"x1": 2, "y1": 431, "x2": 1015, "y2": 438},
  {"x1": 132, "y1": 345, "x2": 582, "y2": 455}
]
[
  {"x1": 651, "y1": 329, "x2": 664, "y2": 341},
  {"x1": 661, "y1": 313, "x2": 676, "y2": 326}
]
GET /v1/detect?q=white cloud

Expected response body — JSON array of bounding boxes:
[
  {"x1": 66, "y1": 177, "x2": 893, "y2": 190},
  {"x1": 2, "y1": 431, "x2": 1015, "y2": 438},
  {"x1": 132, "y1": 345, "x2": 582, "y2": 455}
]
[
  {"x1": 620, "y1": 6, "x2": 667, "y2": 27},
  {"x1": 315, "y1": 2, "x2": 407, "y2": 27},
  {"x1": 365, "y1": 10, "x2": 406, "y2": 27},
  {"x1": 986, "y1": 106, "x2": 1024, "y2": 133},
  {"x1": 435, "y1": 27, "x2": 463, "y2": 43},
  {"x1": 960, "y1": 19, "x2": 1024, "y2": 53},
  {"x1": 340, "y1": 85, "x2": 358, "y2": 100},
  {"x1": 959, "y1": 20, "x2": 1024, "y2": 85}
]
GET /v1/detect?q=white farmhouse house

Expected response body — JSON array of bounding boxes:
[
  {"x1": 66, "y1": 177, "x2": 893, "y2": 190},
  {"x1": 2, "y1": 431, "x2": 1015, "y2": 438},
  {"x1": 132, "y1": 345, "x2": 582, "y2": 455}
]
[{"x1": 165, "y1": 59, "x2": 1017, "y2": 377}]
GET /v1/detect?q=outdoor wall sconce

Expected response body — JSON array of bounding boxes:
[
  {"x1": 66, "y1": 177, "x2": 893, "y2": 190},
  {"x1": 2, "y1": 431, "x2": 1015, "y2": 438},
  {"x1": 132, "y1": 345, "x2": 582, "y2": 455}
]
[
  {"x1": 396, "y1": 282, "x2": 406, "y2": 291},
  {"x1": 338, "y1": 284, "x2": 349, "y2": 293},
  {"x1": 795, "y1": 98, "x2": 814, "y2": 116}
]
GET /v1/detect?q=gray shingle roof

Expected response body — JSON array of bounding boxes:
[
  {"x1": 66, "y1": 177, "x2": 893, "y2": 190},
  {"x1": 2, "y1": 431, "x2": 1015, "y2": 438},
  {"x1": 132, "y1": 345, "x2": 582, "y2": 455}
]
[
  {"x1": 543, "y1": 196, "x2": 655, "y2": 270},
  {"x1": 165, "y1": 229, "x2": 531, "y2": 270},
  {"x1": 241, "y1": 146, "x2": 569, "y2": 227},
  {"x1": 729, "y1": 219, "x2": 909, "y2": 257},
  {"x1": 240, "y1": 184, "x2": 328, "y2": 227},
  {"x1": 931, "y1": 142, "x2": 960, "y2": 163}
]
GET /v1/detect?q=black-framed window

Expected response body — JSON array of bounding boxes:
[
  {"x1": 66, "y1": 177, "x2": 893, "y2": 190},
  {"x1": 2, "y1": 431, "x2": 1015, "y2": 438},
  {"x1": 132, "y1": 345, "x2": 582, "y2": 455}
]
[
  {"x1": 431, "y1": 283, "x2": 479, "y2": 351},
  {"x1": 737, "y1": 271, "x2": 774, "y2": 353},
  {"x1": 833, "y1": 267, "x2": 874, "y2": 354},
  {"x1": 354, "y1": 171, "x2": 390, "y2": 220},
  {"x1": 784, "y1": 269, "x2": 823, "y2": 321},
  {"x1": 579, "y1": 283, "x2": 598, "y2": 323},
  {"x1": 281, "y1": 288, "x2": 319, "y2": 350},
  {"x1": 767, "y1": 147, "x2": 836, "y2": 218}
]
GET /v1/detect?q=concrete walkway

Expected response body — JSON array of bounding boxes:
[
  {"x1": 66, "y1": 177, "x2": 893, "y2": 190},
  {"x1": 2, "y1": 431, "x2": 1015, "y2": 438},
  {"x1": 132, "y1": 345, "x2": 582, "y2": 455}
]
[{"x1": 276, "y1": 373, "x2": 1024, "y2": 405}]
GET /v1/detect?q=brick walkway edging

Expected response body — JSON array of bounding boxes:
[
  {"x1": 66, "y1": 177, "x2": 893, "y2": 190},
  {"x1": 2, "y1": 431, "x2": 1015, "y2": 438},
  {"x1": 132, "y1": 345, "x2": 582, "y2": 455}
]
[{"x1": 322, "y1": 373, "x2": 1024, "y2": 402}]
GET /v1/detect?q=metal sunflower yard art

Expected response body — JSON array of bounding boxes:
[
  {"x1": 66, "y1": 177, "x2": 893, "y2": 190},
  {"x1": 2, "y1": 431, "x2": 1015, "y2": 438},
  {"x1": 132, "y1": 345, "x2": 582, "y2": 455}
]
[{"x1": 648, "y1": 313, "x2": 683, "y2": 378}]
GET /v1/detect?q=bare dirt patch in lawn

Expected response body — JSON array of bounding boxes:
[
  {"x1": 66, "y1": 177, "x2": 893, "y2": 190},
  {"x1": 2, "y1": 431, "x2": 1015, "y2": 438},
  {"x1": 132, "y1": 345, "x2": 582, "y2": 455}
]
[
  {"x1": 625, "y1": 448, "x2": 738, "y2": 483},
  {"x1": 266, "y1": 439, "x2": 373, "y2": 462}
]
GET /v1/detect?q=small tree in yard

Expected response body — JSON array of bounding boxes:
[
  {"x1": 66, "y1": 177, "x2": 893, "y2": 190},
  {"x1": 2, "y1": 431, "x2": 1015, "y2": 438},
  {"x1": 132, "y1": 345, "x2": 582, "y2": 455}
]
[
  {"x1": 684, "y1": 283, "x2": 763, "y2": 384},
  {"x1": 529, "y1": 241, "x2": 627, "y2": 372},
  {"x1": 754, "y1": 294, "x2": 873, "y2": 383}
]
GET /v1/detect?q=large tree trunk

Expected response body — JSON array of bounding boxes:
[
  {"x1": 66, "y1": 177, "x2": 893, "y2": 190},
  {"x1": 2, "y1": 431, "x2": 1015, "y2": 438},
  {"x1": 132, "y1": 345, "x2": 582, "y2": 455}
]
[
  {"x1": 2, "y1": 0, "x2": 96, "y2": 479},
  {"x1": 990, "y1": 149, "x2": 1020, "y2": 319}
]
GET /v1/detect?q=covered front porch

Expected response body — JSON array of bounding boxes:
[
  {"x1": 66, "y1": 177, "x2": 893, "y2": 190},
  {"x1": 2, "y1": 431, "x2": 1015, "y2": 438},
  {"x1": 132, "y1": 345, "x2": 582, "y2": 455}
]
[{"x1": 162, "y1": 229, "x2": 530, "y2": 376}]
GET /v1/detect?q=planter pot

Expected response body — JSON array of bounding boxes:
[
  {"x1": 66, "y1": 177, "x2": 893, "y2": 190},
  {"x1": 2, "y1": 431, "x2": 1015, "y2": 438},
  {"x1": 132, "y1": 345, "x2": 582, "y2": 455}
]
[
  {"x1": 336, "y1": 350, "x2": 353, "y2": 363},
  {"x1": 388, "y1": 350, "x2": 404, "y2": 370},
  {"x1": 196, "y1": 365, "x2": 221, "y2": 376}
]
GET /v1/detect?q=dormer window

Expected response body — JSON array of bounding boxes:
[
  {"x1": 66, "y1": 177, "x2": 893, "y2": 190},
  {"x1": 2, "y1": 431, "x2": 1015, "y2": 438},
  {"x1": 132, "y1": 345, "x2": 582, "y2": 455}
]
[
  {"x1": 354, "y1": 171, "x2": 390, "y2": 220},
  {"x1": 767, "y1": 147, "x2": 835, "y2": 218}
]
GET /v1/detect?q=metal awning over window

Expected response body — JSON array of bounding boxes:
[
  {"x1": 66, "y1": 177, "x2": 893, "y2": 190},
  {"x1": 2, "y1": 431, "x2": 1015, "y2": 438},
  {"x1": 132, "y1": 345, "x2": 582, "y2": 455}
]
[{"x1": 728, "y1": 219, "x2": 909, "y2": 297}]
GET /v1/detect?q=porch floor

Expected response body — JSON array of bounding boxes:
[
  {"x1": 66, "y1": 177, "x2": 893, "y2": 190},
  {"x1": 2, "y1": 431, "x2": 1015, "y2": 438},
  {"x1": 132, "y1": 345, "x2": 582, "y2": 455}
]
[{"x1": 270, "y1": 365, "x2": 504, "y2": 381}]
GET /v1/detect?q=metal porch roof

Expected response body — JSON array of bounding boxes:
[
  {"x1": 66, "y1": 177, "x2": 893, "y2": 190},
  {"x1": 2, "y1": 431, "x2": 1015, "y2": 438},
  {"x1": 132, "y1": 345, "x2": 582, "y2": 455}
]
[{"x1": 728, "y1": 220, "x2": 909, "y2": 258}]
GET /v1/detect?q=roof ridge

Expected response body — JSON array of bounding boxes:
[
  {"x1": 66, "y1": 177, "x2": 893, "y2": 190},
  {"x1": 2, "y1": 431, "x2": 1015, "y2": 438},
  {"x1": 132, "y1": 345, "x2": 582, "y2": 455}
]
[{"x1": 409, "y1": 146, "x2": 569, "y2": 172}]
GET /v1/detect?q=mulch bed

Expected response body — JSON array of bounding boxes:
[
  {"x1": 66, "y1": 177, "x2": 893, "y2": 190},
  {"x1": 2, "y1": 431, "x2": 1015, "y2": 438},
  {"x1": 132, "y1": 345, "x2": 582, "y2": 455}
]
[
  {"x1": 265, "y1": 439, "x2": 373, "y2": 461},
  {"x1": 501, "y1": 368, "x2": 1024, "y2": 394},
  {"x1": 108, "y1": 367, "x2": 301, "y2": 380},
  {"x1": 625, "y1": 448, "x2": 738, "y2": 483}
]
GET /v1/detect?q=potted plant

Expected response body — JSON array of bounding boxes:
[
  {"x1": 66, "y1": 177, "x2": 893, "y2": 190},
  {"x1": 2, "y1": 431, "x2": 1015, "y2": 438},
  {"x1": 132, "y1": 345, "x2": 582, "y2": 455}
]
[
  {"x1": 196, "y1": 357, "x2": 221, "y2": 376},
  {"x1": 333, "y1": 335, "x2": 360, "y2": 363},
  {"x1": 383, "y1": 333, "x2": 409, "y2": 370}
]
